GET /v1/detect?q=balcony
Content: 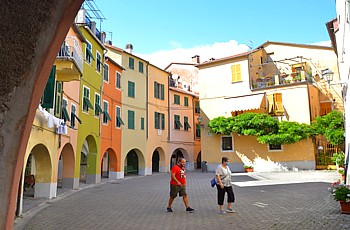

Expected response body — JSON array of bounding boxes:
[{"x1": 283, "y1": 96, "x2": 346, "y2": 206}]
[
  {"x1": 251, "y1": 60, "x2": 313, "y2": 90},
  {"x1": 55, "y1": 36, "x2": 83, "y2": 82},
  {"x1": 251, "y1": 72, "x2": 311, "y2": 89}
]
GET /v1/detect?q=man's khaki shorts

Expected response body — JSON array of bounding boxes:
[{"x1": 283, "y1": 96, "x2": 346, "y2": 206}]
[{"x1": 170, "y1": 184, "x2": 187, "y2": 198}]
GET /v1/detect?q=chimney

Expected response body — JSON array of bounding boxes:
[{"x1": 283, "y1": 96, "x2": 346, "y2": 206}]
[
  {"x1": 100, "y1": 31, "x2": 106, "y2": 44},
  {"x1": 76, "y1": 8, "x2": 86, "y2": 24},
  {"x1": 106, "y1": 40, "x2": 112, "y2": 45},
  {"x1": 192, "y1": 55, "x2": 200, "y2": 64},
  {"x1": 90, "y1": 21, "x2": 96, "y2": 35},
  {"x1": 126, "y1": 44, "x2": 133, "y2": 53}
]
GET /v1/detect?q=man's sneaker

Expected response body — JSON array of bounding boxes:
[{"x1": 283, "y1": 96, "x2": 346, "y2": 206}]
[
  {"x1": 219, "y1": 210, "x2": 226, "y2": 214},
  {"x1": 226, "y1": 208, "x2": 236, "y2": 213},
  {"x1": 186, "y1": 207, "x2": 194, "y2": 212},
  {"x1": 167, "y1": 207, "x2": 173, "y2": 212}
]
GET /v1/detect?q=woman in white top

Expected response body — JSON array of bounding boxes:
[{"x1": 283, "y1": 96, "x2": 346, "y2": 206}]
[{"x1": 215, "y1": 156, "x2": 236, "y2": 214}]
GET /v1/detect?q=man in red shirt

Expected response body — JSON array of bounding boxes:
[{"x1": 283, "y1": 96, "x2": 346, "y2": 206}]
[{"x1": 167, "y1": 158, "x2": 194, "y2": 212}]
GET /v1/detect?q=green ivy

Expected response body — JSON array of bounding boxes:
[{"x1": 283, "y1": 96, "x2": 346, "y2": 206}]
[{"x1": 208, "y1": 111, "x2": 344, "y2": 145}]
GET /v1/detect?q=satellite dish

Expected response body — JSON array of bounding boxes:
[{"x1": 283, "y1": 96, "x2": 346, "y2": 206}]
[{"x1": 172, "y1": 74, "x2": 178, "y2": 80}]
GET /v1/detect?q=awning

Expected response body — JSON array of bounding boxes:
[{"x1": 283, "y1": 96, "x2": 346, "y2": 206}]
[{"x1": 225, "y1": 93, "x2": 265, "y2": 112}]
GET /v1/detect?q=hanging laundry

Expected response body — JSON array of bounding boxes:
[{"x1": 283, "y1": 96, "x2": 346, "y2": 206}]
[{"x1": 56, "y1": 123, "x2": 68, "y2": 135}]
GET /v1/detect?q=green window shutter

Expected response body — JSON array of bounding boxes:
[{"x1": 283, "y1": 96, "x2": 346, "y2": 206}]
[
  {"x1": 174, "y1": 95, "x2": 180, "y2": 105},
  {"x1": 184, "y1": 97, "x2": 188, "y2": 106},
  {"x1": 196, "y1": 124, "x2": 201, "y2": 138},
  {"x1": 42, "y1": 65, "x2": 56, "y2": 109},
  {"x1": 103, "y1": 64, "x2": 109, "y2": 81},
  {"x1": 161, "y1": 84, "x2": 164, "y2": 100},
  {"x1": 141, "y1": 117, "x2": 144, "y2": 130},
  {"x1": 161, "y1": 113, "x2": 165, "y2": 130},
  {"x1": 83, "y1": 97, "x2": 94, "y2": 110},
  {"x1": 95, "y1": 103, "x2": 103, "y2": 115},
  {"x1": 128, "y1": 110, "x2": 135, "y2": 129},
  {"x1": 184, "y1": 116, "x2": 191, "y2": 131},
  {"x1": 154, "y1": 81, "x2": 158, "y2": 98},
  {"x1": 129, "y1": 57, "x2": 134, "y2": 69},
  {"x1": 155, "y1": 112, "x2": 159, "y2": 129},
  {"x1": 62, "y1": 107, "x2": 70, "y2": 122},
  {"x1": 139, "y1": 61, "x2": 144, "y2": 73},
  {"x1": 116, "y1": 72, "x2": 121, "y2": 88},
  {"x1": 128, "y1": 81, "x2": 135, "y2": 97}
]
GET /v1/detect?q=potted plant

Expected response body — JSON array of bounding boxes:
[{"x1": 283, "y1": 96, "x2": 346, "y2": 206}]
[
  {"x1": 244, "y1": 165, "x2": 254, "y2": 172},
  {"x1": 332, "y1": 151, "x2": 345, "y2": 180},
  {"x1": 330, "y1": 180, "x2": 350, "y2": 214},
  {"x1": 338, "y1": 167, "x2": 345, "y2": 182}
]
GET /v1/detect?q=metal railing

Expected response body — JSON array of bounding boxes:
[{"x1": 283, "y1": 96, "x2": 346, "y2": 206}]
[{"x1": 57, "y1": 36, "x2": 83, "y2": 73}]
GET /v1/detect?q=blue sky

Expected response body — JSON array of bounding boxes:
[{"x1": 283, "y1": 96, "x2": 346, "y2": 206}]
[{"x1": 93, "y1": 0, "x2": 336, "y2": 67}]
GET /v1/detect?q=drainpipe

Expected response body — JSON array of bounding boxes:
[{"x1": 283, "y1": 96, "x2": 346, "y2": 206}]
[
  {"x1": 146, "y1": 62, "x2": 149, "y2": 139},
  {"x1": 168, "y1": 75, "x2": 171, "y2": 142}
]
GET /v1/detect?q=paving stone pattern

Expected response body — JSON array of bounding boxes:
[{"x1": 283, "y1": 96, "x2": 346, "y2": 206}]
[{"x1": 19, "y1": 171, "x2": 350, "y2": 230}]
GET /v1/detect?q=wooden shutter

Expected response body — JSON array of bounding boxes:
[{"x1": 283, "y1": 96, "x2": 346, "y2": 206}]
[
  {"x1": 42, "y1": 65, "x2": 56, "y2": 108},
  {"x1": 161, "y1": 84, "x2": 164, "y2": 100},
  {"x1": 154, "y1": 82, "x2": 158, "y2": 98},
  {"x1": 155, "y1": 112, "x2": 159, "y2": 129},
  {"x1": 161, "y1": 113, "x2": 165, "y2": 130},
  {"x1": 268, "y1": 94, "x2": 274, "y2": 114},
  {"x1": 231, "y1": 64, "x2": 241, "y2": 82},
  {"x1": 274, "y1": 93, "x2": 284, "y2": 115}
]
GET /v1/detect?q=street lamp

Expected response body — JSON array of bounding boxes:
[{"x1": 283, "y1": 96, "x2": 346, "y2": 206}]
[{"x1": 321, "y1": 68, "x2": 334, "y2": 88}]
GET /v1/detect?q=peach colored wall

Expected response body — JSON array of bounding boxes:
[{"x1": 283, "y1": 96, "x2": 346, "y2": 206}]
[{"x1": 147, "y1": 65, "x2": 169, "y2": 169}]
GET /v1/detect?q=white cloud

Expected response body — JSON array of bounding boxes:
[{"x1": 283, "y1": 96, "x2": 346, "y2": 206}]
[
  {"x1": 136, "y1": 40, "x2": 249, "y2": 69},
  {"x1": 310, "y1": 40, "x2": 331, "y2": 47}
]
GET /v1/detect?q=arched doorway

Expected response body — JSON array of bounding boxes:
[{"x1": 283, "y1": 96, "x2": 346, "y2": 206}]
[
  {"x1": 58, "y1": 143, "x2": 75, "y2": 189},
  {"x1": 196, "y1": 151, "x2": 202, "y2": 169},
  {"x1": 80, "y1": 136, "x2": 99, "y2": 184},
  {"x1": 101, "y1": 151, "x2": 110, "y2": 178},
  {"x1": 152, "y1": 150, "x2": 160, "y2": 173},
  {"x1": 100, "y1": 148, "x2": 118, "y2": 179},
  {"x1": 23, "y1": 144, "x2": 54, "y2": 198},
  {"x1": 125, "y1": 150, "x2": 139, "y2": 175},
  {"x1": 170, "y1": 149, "x2": 184, "y2": 169}
]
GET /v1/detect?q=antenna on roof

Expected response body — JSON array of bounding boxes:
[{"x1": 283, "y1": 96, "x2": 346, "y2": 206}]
[{"x1": 246, "y1": 40, "x2": 253, "y2": 50}]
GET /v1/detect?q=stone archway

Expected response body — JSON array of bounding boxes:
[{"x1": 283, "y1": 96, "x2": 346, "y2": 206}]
[
  {"x1": 0, "y1": 1, "x2": 84, "y2": 228},
  {"x1": 124, "y1": 149, "x2": 146, "y2": 176},
  {"x1": 80, "y1": 135, "x2": 99, "y2": 184},
  {"x1": 170, "y1": 148, "x2": 190, "y2": 169},
  {"x1": 152, "y1": 147, "x2": 166, "y2": 173},
  {"x1": 58, "y1": 143, "x2": 75, "y2": 189},
  {"x1": 101, "y1": 148, "x2": 118, "y2": 180},
  {"x1": 24, "y1": 144, "x2": 54, "y2": 198}
]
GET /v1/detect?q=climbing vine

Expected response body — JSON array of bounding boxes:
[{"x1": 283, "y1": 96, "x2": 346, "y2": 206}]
[{"x1": 208, "y1": 111, "x2": 344, "y2": 146}]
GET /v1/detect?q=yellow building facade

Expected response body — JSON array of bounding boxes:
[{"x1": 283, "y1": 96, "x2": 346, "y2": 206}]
[{"x1": 197, "y1": 41, "x2": 340, "y2": 172}]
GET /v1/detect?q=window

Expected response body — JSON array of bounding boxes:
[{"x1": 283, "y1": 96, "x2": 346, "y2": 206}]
[
  {"x1": 116, "y1": 72, "x2": 121, "y2": 89},
  {"x1": 70, "y1": 104, "x2": 81, "y2": 129},
  {"x1": 184, "y1": 116, "x2": 191, "y2": 131},
  {"x1": 174, "y1": 115, "x2": 183, "y2": 130},
  {"x1": 174, "y1": 95, "x2": 180, "y2": 105},
  {"x1": 196, "y1": 124, "x2": 201, "y2": 138},
  {"x1": 139, "y1": 61, "x2": 144, "y2": 73},
  {"x1": 103, "y1": 64, "x2": 109, "y2": 82},
  {"x1": 154, "y1": 81, "x2": 164, "y2": 100},
  {"x1": 96, "y1": 52, "x2": 101, "y2": 72},
  {"x1": 41, "y1": 65, "x2": 56, "y2": 109},
  {"x1": 195, "y1": 101, "x2": 200, "y2": 114},
  {"x1": 129, "y1": 57, "x2": 134, "y2": 69},
  {"x1": 61, "y1": 98, "x2": 70, "y2": 122},
  {"x1": 141, "y1": 117, "x2": 144, "y2": 130},
  {"x1": 103, "y1": 100, "x2": 112, "y2": 124},
  {"x1": 231, "y1": 64, "x2": 241, "y2": 82},
  {"x1": 184, "y1": 97, "x2": 189, "y2": 107},
  {"x1": 221, "y1": 136, "x2": 233, "y2": 151},
  {"x1": 54, "y1": 81, "x2": 62, "y2": 116},
  {"x1": 94, "y1": 94, "x2": 102, "y2": 116},
  {"x1": 85, "y1": 41, "x2": 94, "y2": 64},
  {"x1": 83, "y1": 86, "x2": 93, "y2": 112},
  {"x1": 268, "y1": 144, "x2": 282, "y2": 151},
  {"x1": 128, "y1": 81, "x2": 135, "y2": 98},
  {"x1": 128, "y1": 110, "x2": 135, "y2": 129},
  {"x1": 268, "y1": 93, "x2": 284, "y2": 116},
  {"x1": 155, "y1": 112, "x2": 165, "y2": 130},
  {"x1": 115, "y1": 106, "x2": 124, "y2": 128}
]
